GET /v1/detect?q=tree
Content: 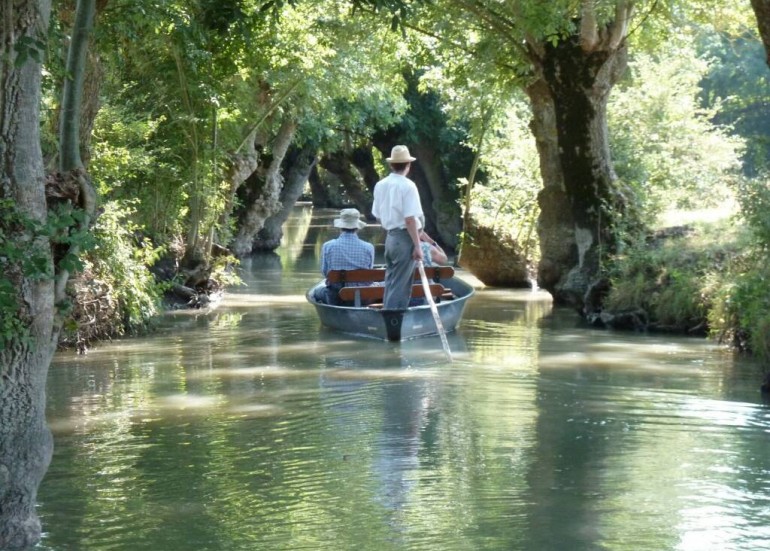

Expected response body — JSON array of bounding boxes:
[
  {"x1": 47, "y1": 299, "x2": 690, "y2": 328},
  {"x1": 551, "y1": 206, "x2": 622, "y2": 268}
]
[
  {"x1": 696, "y1": 28, "x2": 769, "y2": 176},
  {"x1": 56, "y1": 0, "x2": 98, "y2": 304},
  {"x1": 1, "y1": 0, "x2": 102, "y2": 544},
  {"x1": 0, "y1": 2, "x2": 55, "y2": 548},
  {"x1": 751, "y1": 0, "x2": 770, "y2": 66},
  {"x1": 399, "y1": 0, "x2": 638, "y2": 308},
  {"x1": 526, "y1": 4, "x2": 633, "y2": 309},
  {"x1": 230, "y1": 1, "x2": 409, "y2": 255},
  {"x1": 91, "y1": 1, "x2": 407, "y2": 260}
]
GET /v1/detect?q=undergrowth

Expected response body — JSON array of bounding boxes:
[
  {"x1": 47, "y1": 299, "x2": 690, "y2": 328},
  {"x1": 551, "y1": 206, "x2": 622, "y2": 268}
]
[
  {"x1": 605, "y1": 216, "x2": 747, "y2": 334},
  {"x1": 606, "y1": 185, "x2": 770, "y2": 364}
]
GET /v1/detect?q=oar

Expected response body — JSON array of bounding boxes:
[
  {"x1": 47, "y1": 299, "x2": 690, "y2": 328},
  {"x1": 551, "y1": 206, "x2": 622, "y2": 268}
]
[{"x1": 417, "y1": 260, "x2": 453, "y2": 362}]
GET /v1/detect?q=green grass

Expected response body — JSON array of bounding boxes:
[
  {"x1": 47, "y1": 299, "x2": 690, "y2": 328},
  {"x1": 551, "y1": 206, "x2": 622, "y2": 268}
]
[{"x1": 606, "y1": 208, "x2": 749, "y2": 334}]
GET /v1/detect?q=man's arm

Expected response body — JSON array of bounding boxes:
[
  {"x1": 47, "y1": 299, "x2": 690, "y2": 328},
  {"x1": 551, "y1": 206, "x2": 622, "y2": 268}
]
[{"x1": 405, "y1": 216, "x2": 424, "y2": 261}]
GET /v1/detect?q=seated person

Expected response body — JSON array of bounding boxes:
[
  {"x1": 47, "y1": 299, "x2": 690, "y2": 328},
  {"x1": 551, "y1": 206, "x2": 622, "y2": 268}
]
[
  {"x1": 410, "y1": 231, "x2": 449, "y2": 306},
  {"x1": 313, "y1": 208, "x2": 374, "y2": 305},
  {"x1": 419, "y1": 230, "x2": 448, "y2": 266}
]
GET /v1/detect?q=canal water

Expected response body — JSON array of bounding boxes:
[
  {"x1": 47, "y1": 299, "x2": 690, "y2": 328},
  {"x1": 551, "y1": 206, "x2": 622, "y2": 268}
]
[{"x1": 37, "y1": 207, "x2": 770, "y2": 550}]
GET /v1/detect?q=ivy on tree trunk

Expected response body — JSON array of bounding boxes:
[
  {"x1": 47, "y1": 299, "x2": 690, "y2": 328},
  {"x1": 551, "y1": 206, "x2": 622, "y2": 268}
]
[
  {"x1": 231, "y1": 115, "x2": 296, "y2": 257},
  {"x1": 528, "y1": 24, "x2": 631, "y2": 310},
  {"x1": 0, "y1": 1, "x2": 55, "y2": 549}
]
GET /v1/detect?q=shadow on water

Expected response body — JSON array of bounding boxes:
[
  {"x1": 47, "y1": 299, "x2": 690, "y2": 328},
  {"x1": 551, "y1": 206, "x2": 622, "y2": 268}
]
[{"x1": 37, "y1": 206, "x2": 770, "y2": 551}]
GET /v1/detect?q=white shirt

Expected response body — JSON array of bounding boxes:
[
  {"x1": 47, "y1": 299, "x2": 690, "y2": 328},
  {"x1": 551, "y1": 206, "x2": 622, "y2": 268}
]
[{"x1": 371, "y1": 173, "x2": 424, "y2": 231}]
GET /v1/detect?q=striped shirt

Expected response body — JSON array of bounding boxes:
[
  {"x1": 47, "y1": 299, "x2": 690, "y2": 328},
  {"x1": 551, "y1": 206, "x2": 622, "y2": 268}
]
[{"x1": 420, "y1": 242, "x2": 434, "y2": 266}]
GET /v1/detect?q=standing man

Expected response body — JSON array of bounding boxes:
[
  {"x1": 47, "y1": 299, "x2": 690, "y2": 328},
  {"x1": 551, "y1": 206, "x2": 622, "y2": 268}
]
[
  {"x1": 314, "y1": 208, "x2": 375, "y2": 305},
  {"x1": 372, "y1": 145, "x2": 425, "y2": 309}
]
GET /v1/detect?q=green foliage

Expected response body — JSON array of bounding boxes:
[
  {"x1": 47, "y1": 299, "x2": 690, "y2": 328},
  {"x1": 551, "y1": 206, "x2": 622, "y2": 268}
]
[
  {"x1": 210, "y1": 253, "x2": 243, "y2": 288},
  {"x1": 48, "y1": 203, "x2": 96, "y2": 273},
  {"x1": 280, "y1": 2, "x2": 408, "y2": 149},
  {"x1": 87, "y1": 0, "x2": 410, "y2": 252},
  {"x1": 465, "y1": 96, "x2": 541, "y2": 262},
  {"x1": 698, "y1": 27, "x2": 770, "y2": 176},
  {"x1": 0, "y1": 198, "x2": 98, "y2": 349},
  {"x1": 84, "y1": 200, "x2": 163, "y2": 334},
  {"x1": 708, "y1": 178, "x2": 770, "y2": 360},
  {"x1": 709, "y1": 259, "x2": 770, "y2": 359},
  {"x1": 609, "y1": 41, "x2": 744, "y2": 217},
  {"x1": 14, "y1": 35, "x2": 46, "y2": 66},
  {"x1": 735, "y1": 177, "x2": 770, "y2": 249},
  {"x1": 606, "y1": 218, "x2": 744, "y2": 331},
  {"x1": 0, "y1": 201, "x2": 51, "y2": 281},
  {"x1": 89, "y1": 99, "x2": 184, "y2": 238},
  {"x1": 0, "y1": 278, "x2": 30, "y2": 351}
]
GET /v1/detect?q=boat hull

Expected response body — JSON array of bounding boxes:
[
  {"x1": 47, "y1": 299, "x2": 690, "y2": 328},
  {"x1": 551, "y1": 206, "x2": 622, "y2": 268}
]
[{"x1": 307, "y1": 277, "x2": 474, "y2": 341}]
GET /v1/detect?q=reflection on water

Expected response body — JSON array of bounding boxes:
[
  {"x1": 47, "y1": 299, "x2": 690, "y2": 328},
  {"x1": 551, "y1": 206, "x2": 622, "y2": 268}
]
[{"x1": 37, "y1": 208, "x2": 770, "y2": 550}]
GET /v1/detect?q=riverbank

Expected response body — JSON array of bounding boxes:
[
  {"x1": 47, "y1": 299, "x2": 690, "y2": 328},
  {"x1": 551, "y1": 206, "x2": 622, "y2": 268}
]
[{"x1": 599, "y1": 204, "x2": 770, "y2": 363}]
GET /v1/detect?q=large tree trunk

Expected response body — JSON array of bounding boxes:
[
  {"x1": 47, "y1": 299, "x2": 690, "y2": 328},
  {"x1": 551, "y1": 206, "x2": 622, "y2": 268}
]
[
  {"x1": 319, "y1": 151, "x2": 372, "y2": 217},
  {"x1": 751, "y1": 0, "x2": 770, "y2": 66},
  {"x1": 253, "y1": 143, "x2": 317, "y2": 251},
  {"x1": 411, "y1": 143, "x2": 462, "y2": 249},
  {"x1": 528, "y1": 31, "x2": 629, "y2": 310},
  {"x1": 307, "y1": 164, "x2": 333, "y2": 207},
  {"x1": 231, "y1": 115, "x2": 296, "y2": 257},
  {"x1": 0, "y1": 1, "x2": 55, "y2": 549},
  {"x1": 350, "y1": 146, "x2": 380, "y2": 196},
  {"x1": 217, "y1": 135, "x2": 260, "y2": 246}
]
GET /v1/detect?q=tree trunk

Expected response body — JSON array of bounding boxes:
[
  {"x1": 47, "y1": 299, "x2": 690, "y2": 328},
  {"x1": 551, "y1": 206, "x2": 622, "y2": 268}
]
[
  {"x1": 751, "y1": 0, "x2": 770, "y2": 66},
  {"x1": 217, "y1": 135, "x2": 260, "y2": 245},
  {"x1": 411, "y1": 143, "x2": 462, "y2": 249},
  {"x1": 307, "y1": 164, "x2": 333, "y2": 207},
  {"x1": 319, "y1": 151, "x2": 372, "y2": 217},
  {"x1": 253, "y1": 143, "x2": 317, "y2": 251},
  {"x1": 56, "y1": 0, "x2": 98, "y2": 301},
  {"x1": 231, "y1": 115, "x2": 296, "y2": 257},
  {"x1": 78, "y1": 49, "x2": 104, "y2": 167},
  {"x1": 0, "y1": 1, "x2": 55, "y2": 549},
  {"x1": 59, "y1": 0, "x2": 95, "y2": 172},
  {"x1": 528, "y1": 34, "x2": 629, "y2": 309},
  {"x1": 350, "y1": 146, "x2": 380, "y2": 196}
]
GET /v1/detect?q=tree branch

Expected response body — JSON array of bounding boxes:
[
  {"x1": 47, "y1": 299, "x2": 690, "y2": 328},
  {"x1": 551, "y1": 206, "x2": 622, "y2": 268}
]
[
  {"x1": 607, "y1": 1, "x2": 634, "y2": 50},
  {"x1": 235, "y1": 79, "x2": 301, "y2": 154},
  {"x1": 580, "y1": 0, "x2": 600, "y2": 50}
]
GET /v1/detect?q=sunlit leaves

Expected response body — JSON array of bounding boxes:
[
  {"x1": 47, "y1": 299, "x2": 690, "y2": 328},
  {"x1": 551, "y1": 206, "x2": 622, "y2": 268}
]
[
  {"x1": 609, "y1": 41, "x2": 744, "y2": 215},
  {"x1": 697, "y1": 27, "x2": 770, "y2": 176},
  {"x1": 85, "y1": 200, "x2": 163, "y2": 333}
]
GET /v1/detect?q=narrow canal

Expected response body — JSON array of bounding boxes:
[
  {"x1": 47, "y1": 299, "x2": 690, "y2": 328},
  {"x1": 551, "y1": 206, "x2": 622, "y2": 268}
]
[{"x1": 37, "y1": 206, "x2": 770, "y2": 550}]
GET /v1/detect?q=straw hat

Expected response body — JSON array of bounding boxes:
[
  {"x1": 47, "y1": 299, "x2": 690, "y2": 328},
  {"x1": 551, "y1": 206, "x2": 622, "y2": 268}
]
[
  {"x1": 386, "y1": 145, "x2": 416, "y2": 163},
  {"x1": 334, "y1": 208, "x2": 367, "y2": 230}
]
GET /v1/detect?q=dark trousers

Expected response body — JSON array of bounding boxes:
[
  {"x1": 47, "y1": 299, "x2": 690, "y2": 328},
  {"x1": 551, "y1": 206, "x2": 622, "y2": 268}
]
[{"x1": 313, "y1": 283, "x2": 343, "y2": 305}]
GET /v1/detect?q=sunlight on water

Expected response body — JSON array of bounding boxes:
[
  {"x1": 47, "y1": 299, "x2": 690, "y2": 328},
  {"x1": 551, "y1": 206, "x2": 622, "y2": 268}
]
[
  {"x1": 36, "y1": 209, "x2": 770, "y2": 551},
  {"x1": 218, "y1": 292, "x2": 309, "y2": 306}
]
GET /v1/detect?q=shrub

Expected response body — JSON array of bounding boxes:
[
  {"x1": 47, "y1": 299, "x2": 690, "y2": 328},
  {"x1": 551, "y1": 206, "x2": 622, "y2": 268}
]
[{"x1": 60, "y1": 200, "x2": 163, "y2": 348}]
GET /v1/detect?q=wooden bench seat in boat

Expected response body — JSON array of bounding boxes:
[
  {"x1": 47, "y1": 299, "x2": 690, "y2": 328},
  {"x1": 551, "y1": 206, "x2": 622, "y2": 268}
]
[
  {"x1": 326, "y1": 266, "x2": 454, "y2": 285},
  {"x1": 338, "y1": 283, "x2": 447, "y2": 306}
]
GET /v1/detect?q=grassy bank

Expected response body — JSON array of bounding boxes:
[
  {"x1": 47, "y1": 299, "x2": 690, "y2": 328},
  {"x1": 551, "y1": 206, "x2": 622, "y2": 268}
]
[{"x1": 605, "y1": 205, "x2": 770, "y2": 363}]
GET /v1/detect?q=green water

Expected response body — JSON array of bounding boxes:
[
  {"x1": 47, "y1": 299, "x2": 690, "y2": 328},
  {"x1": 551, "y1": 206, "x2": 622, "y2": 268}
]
[{"x1": 36, "y1": 208, "x2": 770, "y2": 550}]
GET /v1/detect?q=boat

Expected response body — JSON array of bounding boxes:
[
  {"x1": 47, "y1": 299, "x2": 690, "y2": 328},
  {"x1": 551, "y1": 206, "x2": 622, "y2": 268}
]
[{"x1": 306, "y1": 266, "x2": 475, "y2": 341}]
